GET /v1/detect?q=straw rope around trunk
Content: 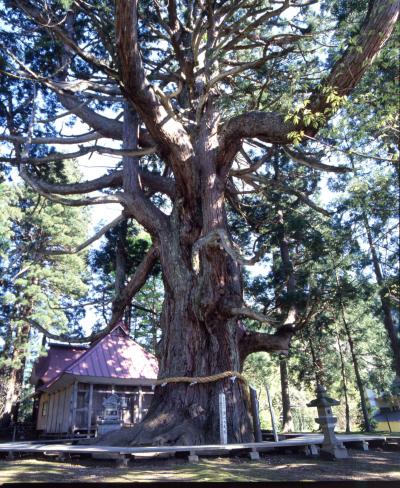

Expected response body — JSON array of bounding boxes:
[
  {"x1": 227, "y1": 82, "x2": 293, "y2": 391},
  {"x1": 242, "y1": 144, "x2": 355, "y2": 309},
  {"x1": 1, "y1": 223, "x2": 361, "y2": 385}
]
[
  {"x1": 153, "y1": 370, "x2": 248, "y2": 387},
  {"x1": 152, "y1": 370, "x2": 252, "y2": 407}
]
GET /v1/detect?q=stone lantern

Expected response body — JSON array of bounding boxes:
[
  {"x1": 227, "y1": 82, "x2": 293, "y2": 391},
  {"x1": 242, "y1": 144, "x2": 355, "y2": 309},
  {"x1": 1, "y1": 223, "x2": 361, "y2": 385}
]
[
  {"x1": 97, "y1": 393, "x2": 123, "y2": 436},
  {"x1": 307, "y1": 384, "x2": 348, "y2": 460}
]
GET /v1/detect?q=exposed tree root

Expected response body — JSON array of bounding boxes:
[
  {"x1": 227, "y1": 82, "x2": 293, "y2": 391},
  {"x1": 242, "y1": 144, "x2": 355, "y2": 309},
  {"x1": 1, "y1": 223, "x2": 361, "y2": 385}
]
[{"x1": 95, "y1": 405, "x2": 208, "y2": 447}]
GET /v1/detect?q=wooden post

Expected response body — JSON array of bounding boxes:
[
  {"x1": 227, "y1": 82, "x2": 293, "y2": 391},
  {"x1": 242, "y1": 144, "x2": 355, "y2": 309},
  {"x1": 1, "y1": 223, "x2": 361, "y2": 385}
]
[
  {"x1": 265, "y1": 384, "x2": 279, "y2": 442},
  {"x1": 249, "y1": 386, "x2": 262, "y2": 442},
  {"x1": 219, "y1": 392, "x2": 228, "y2": 444},
  {"x1": 138, "y1": 386, "x2": 143, "y2": 422},
  {"x1": 47, "y1": 394, "x2": 55, "y2": 434},
  {"x1": 87, "y1": 384, "x2": 93, "y2": 438},
  {"x1": 70, "y1": 381, "x2": 78, "y2": 435},
  {"x1": 61, "y1": 387, "x2": 70, "y2": 434},
  {"x1": 52, "y1": 391, "x2": 60, "y2": 433}
]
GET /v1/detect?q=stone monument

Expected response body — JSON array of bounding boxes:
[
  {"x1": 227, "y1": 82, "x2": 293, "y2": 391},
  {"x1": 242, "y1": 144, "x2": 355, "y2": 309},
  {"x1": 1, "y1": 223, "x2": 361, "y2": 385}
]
[
  {"x1": 97, "y1": 393, "x2": 124, "y2": 436},
  {"x1": 307, "y1": 384, "x2": 349, "y2": 460}
]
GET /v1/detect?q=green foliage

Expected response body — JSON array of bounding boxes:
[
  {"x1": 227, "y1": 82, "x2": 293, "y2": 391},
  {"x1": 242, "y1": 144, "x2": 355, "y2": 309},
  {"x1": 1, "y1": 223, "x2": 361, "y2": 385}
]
[
  {"x1": 0, "y1": 164, "x2": 90, "y2": 420},
  {"x1": 89, "y1": 220, "x2": 163, "y2": 353},
  {"x1": 0, "y1": 180, "x2": 89, "y2": 334}
]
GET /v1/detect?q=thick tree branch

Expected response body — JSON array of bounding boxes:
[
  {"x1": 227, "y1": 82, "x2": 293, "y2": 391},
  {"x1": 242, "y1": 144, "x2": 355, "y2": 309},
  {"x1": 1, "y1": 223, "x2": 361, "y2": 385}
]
[
  {"x1": 120, "y1": 103, "x2": 170, "y2": 236},
  {"x1": 57, "y1": 94, "x2": 153, "y2": 148},
  {"x1": 42, "y1": 214, "x2": 125, "y2": 255},
  {"x1": 26, "y1": 170, "x2": 123, "y2": 195},
  {"x1": 29, "y1": 317, "x2": 110, "y2": 344},
  {"x1": 323, "y1": 0, "x2": 399, "y2": 99},
  {"x1": 220, "y1": 111, "x2": 293, "y2": 151},
  {"x1": 58, "y1": 93, "x2": 124, "y2": 140},
  {"x1": 0, "y1": 131, "x2": 101, "y2": 145},
  {"x1": 19, "y1": 165, "x2": 123, "y2": 206},
  {"x1": 52, "y1": 79, "x2": 121, "y2": 96},
  {"x1": 11, "y1": 0, "x2": 117, "y2": 78},
  {"x1": 218, "y1": 0, "x2": 399, "y2": 159},
  {"x1": 12, "y1": 167, "x2": 174, "y2": 199},
  {"x1": 33, "y1": 192, "x2": 122, "y2": 207},
  {"x1": 1, "y1": 145, "x2": 156, "y2": 166},
  {"x1": 231, "y1": 307, "x2": 278, "y2": 325},
  {"x1": 110, "y1": 245, "x2": 159, "y2": 324},
  {"x1": 241, "y1": 174, "x2": 331, "y2": 217},
  {"x1": 282, "y1": 146, "x2": 352, "y2": 173},
  {"x1": 239, "y1": 328, "x2": 293, "y2": 362},
  {"x1": 115, "y1": 0, "x2": 196, "y2": 198}
]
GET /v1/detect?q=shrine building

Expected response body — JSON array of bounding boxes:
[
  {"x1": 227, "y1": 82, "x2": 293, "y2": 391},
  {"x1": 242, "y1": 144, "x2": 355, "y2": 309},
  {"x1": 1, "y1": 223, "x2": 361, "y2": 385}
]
[{"x1": 30, "y1": 322, "x2": 158, "y2": 438}]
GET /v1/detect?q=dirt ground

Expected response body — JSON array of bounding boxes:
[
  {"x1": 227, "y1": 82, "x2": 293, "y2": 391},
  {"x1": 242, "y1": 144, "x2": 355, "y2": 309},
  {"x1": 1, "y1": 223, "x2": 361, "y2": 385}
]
[{"x1": 0, "y1": 448, "x2": 399, "y2": 483}]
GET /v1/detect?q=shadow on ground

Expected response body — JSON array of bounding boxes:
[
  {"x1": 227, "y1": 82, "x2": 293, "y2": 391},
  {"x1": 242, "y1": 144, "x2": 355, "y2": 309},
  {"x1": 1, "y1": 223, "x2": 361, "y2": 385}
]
[{"x1": 0, "y1": 449, "x2": 399, "y2": 483}]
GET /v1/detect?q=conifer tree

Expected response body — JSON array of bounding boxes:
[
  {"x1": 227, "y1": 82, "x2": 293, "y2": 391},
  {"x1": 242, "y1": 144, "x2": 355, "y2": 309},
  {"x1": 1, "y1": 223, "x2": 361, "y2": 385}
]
[{"x1": 0, "y1": 172, "x2": 89, "y2": 426}]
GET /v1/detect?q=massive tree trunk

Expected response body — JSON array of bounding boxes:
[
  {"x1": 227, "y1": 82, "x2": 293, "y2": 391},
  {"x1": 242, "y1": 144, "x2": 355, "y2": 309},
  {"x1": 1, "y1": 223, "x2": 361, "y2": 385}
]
[
  {"x1": 103, "y1": 266, "x2": 286, "y2": 446},
  {"x1": 102, "y1": 163, "x2": 291, "y2": 445},
  {"x1": 96, "y1": 96, "x2": 291, "y2": 445},
  {"x1": 124, "y1": 295, "x2": 253, "y2": 446}
]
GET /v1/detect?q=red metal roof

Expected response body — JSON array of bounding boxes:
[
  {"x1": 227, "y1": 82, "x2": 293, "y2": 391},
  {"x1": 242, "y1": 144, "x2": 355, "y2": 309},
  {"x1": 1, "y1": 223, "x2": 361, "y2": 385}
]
[
  {"x1": 64, "y1": 324, "x2": 158, "y2": 380},
  {"x1": 38, "y1": 323, "x2": 159, "y2": 390},
  {"x1": 30, "y1": 344, "x2": 87, "y2": 386}
]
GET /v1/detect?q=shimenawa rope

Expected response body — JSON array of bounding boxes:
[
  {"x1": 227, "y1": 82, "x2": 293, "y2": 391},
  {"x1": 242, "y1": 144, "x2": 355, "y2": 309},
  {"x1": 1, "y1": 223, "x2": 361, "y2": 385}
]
[{"x1": 152, "y1": 370, "x2": 248, "y2": 388}]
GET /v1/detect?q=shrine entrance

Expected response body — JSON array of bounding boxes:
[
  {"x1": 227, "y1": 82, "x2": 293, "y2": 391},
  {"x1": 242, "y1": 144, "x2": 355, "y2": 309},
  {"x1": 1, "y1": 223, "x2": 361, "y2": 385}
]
[{"x1": 72, "y1": 383, "x2": 154, "y2": 437}]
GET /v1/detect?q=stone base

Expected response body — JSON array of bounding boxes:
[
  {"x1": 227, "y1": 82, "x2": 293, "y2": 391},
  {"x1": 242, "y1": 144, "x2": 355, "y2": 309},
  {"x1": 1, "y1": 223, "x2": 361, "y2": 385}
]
[
  {"x1": 97, "y1": 422, "x2": 123, "y2": 437},
  {"x1": 188, "y1": 452, "x2": 199, "y2": 463},
  {"x1": 115, "y1": 456, "x2": 129, "y2": 468},
  {"x1": 320, "y1": 445, "x2": 349, "y2": 460},
  {"x1": 249, "y1": 449, "x2": 260, "y2": 460},
  {"x1": 353, "y1": 441, "x2": 369, "y2": 451},
  {"x1": 303, "y1": 445, "x2": 319, "y2": 457}
]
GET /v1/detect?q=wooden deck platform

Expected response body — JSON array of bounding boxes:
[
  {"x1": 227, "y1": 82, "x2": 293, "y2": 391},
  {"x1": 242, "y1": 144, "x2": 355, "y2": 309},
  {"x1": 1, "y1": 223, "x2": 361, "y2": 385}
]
[{"x1": 0, "y1": 434, "x2": 387, "y2": 463}]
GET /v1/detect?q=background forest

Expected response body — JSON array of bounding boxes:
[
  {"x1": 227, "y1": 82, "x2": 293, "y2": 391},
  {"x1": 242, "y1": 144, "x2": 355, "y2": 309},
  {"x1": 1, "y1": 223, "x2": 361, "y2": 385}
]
[{"x1": 0, "y1": 0, "x2": 398, "y2": 438}]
